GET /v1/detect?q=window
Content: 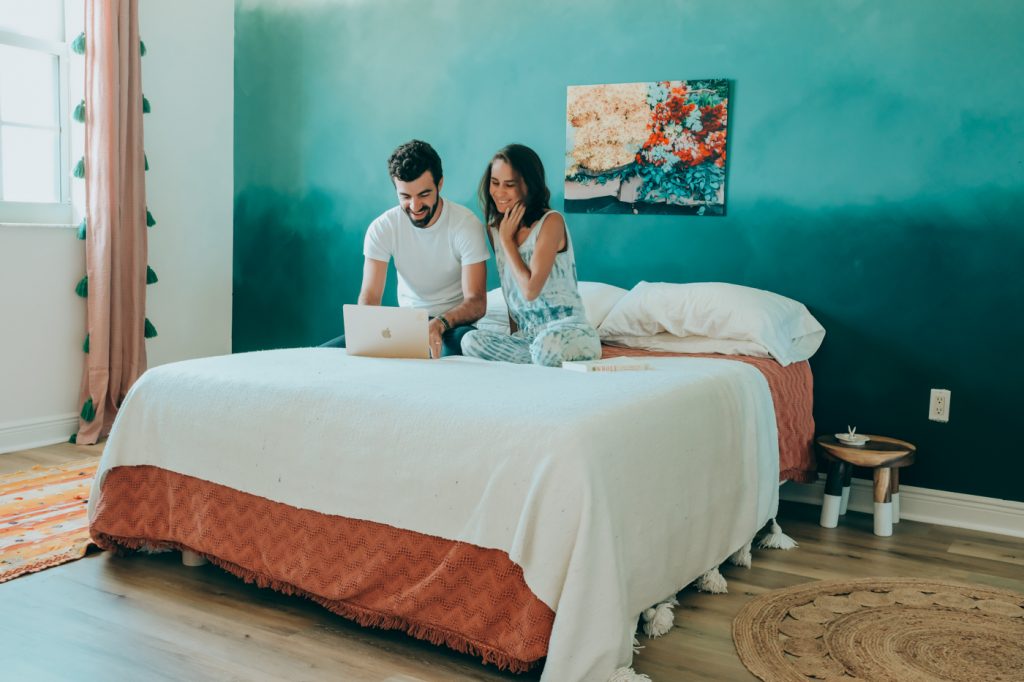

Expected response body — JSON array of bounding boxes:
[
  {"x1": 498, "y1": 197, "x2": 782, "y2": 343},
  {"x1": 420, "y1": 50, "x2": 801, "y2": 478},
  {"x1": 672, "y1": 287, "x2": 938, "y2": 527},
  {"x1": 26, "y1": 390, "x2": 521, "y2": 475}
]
[{"x1": 0, "y1": 0, "x2": 74, "y2": 225}]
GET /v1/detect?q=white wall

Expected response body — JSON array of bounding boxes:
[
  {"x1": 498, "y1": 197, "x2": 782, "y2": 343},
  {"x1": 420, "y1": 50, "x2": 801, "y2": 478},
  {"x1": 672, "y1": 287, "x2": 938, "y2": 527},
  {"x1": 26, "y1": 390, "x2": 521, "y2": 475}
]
[
  {"x1": 138, "y1": 1, "x2": 234, "y2": 369},
  {"x1": 0, "y1": 1, "x2": 234, "y2": 452}
]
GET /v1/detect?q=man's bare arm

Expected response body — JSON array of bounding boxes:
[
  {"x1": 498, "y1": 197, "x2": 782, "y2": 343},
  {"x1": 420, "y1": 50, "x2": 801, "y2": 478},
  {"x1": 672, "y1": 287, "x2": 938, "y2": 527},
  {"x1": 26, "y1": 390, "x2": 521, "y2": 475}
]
[
  {"x1": 357, "y1": 258, "x2": 388, "y2": 306},
  {"x1": 443, "y1": 261, "x2": 487, "y2": 326}
]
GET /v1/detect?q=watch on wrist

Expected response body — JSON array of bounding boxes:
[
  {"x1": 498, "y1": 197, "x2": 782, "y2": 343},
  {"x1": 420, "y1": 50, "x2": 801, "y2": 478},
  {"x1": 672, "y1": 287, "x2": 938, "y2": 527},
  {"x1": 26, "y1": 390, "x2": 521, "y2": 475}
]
[{"x1": 438, "y1": 315, "x2": 451, "y2": 332}]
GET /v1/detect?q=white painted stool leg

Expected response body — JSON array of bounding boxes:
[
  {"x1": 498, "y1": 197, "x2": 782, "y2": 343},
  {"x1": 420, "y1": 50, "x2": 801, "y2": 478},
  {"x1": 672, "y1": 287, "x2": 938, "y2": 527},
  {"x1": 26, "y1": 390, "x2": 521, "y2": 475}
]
[
  {"x1": 839, "y1": 464, "x2": 853, "y2": 515},
  {"x1": 182, "y1": 549, "x2": 208, "y2": 567},
  {"x1": 820, "y1": 495, "x2": 842, "y2": 528},
  {"x1": 873, "y1": 467, "x2": 893, "y2": 537},
  {"x1": 820, "y1": 459, "x2": 846, "y2": 528},
  {"x1": 890, "y1": 468, "x2": 901, "y2": 523},
  {"x1": 874, "y1": 502, "x2": 893, "y2": 536},
  {"x1": 839, "y1": 486, "x2": 851, "y2": 515}
]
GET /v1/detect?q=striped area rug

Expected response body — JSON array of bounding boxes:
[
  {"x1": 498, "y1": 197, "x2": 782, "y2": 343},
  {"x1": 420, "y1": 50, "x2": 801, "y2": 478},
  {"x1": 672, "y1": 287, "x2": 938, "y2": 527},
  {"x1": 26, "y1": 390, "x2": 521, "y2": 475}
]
[{"x1": 0, "y1": 459, "x2": 98, "y2": 583}]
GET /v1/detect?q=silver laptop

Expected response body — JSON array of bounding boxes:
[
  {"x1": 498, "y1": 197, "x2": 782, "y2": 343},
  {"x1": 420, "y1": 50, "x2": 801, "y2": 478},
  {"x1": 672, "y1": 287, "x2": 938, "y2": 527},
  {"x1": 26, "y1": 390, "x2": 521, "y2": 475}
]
[{"x1": 343, "y1": 304, "x2": 430, "y2": 359}]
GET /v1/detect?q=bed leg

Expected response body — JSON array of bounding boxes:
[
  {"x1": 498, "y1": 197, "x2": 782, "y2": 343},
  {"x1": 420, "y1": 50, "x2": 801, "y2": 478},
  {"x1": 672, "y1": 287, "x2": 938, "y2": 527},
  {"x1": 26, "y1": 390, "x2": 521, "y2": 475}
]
[{"x1": 181, "y1": 549, "x2": 208, "y2": 567}]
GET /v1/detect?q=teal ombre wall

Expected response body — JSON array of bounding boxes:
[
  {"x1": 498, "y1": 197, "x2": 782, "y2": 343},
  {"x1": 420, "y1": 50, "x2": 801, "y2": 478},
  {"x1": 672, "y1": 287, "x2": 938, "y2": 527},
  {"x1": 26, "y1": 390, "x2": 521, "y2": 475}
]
[{"x1": 234, "y1": 0, "x2": 1024, "y2": 502}]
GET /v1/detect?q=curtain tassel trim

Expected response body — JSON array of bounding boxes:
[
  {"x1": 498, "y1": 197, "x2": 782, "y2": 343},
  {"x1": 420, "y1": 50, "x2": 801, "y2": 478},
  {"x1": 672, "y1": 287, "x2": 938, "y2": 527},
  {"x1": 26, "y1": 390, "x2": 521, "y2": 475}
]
[
  {"x1": 75, "y1": 275, "x2": 88, "y2": 298},
  {"x1": 77, "y1": 218, "x2": 87, "y2": 240},
  {"x1": 144, "y1": 318, "x2": 158, "y2": 339},
  {"x1": 146, "y1": 265, "x2": 158, "y2": 284},
  {"x1": 142, "y1": 96, "x2": 151, "y2": 114},
  {"x1": 71, "y1": 32, "x2": 86, "y2": 55},
  {"x1": 146, "y1": 209, "x2": 156, "y2": 227},
  {"x1": 80, "y1": 397, "x2": 96, "y2": 422},
  {"x1": 73, "y1": 157, "x2": 85, "y2": 178},
  {"x1": 140, "y1": 40, "x2": 147, "y2": 57},
  {"x1": 83, "y1": 333, "x2": 90, "y2": 354},
  {"x1": 73, "y1": 100, "x2": 86, "y2": 123}
]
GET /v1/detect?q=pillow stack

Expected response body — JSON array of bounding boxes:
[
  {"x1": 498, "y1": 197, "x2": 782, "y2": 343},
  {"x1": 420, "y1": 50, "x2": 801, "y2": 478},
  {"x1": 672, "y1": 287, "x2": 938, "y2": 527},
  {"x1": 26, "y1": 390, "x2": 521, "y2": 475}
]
[{"x1": 598, "y1": 281, "x2": 824, "y2": 366}]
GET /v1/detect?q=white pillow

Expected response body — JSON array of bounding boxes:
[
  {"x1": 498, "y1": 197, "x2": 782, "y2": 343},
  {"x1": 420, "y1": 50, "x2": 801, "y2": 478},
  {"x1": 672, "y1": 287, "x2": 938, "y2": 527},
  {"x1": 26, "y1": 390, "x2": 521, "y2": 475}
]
[
  {"x1": 476, "y1": 282, "x2": 628, "y2": 333},
  {"x1": 598, "y1": 282, "x2": 825, "y2": 366},
  {"x1": 602, "y1": 333, "x2": 772, "y2": 358},
  {"x1": 577, "y1": 281, "x2": 628, "y2": 328}
]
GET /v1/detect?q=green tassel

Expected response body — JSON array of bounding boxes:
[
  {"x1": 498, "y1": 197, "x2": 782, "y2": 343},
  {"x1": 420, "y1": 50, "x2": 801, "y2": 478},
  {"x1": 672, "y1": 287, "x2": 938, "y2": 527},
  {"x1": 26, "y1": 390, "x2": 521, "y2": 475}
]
[
  {"x1": 73, "y1": 100, "x2": 86, "y2": 123},
  {"x1": 75, "y1": 275, "x2": 88, "y2": 298},
  {"x1": 146, "y1": 209, "x2": 156, "y2": 227},
  {"x1": 68, "y1": 433, "x2": 77, "y2": 444},
  {"x1": 146, "y1": 265, "x2": 158, "y2": 284},
  {"x1": 73, "y1": 157, "x2": 85, "y2": 178},
  {"x1": 72, "y1": 32, "x2": 86, "y2": 55},
  {"x1": 140, "y1": 40, "x2": 147, "y2": 57},
  {"x1": 144, "y1": 153, "x2": 149, "y2": 171},
  {"x1": 77, "y1": 217, "x2": 87, "y2": 240},
  {"x1": 144, "y1": 318, "x2": 158, "y2": 339},
  {"x1": 142, "y1": 96, "x2": 151, "y2": 114},
  {"x1": 80, "y1": 397, "x2": 96, "y2": 422},
  {"x1": 83, "y1": 333, "x2": 90, "y2": 353}
]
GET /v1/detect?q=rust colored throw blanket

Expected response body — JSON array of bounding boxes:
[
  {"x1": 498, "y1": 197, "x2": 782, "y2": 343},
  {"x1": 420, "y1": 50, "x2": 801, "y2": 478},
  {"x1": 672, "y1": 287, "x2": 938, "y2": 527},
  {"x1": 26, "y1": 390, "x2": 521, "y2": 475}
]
[{"x1": 601, "y1": 345, "x2": 817, "y2": 483}]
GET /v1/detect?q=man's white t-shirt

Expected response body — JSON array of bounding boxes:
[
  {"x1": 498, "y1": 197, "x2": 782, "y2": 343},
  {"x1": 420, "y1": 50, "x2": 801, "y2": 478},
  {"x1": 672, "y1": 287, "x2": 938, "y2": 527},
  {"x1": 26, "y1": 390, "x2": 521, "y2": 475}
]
[{"x1": 363, "y1": 200, "x2": 490, "y2": 317}]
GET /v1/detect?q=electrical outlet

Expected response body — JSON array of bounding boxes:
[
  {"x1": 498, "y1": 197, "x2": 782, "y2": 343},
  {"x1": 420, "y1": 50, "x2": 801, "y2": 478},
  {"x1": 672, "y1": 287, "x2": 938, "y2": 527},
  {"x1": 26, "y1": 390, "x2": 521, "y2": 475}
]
[{"x1": 929, "y1": 388, "x2": 951, "y2": 422}]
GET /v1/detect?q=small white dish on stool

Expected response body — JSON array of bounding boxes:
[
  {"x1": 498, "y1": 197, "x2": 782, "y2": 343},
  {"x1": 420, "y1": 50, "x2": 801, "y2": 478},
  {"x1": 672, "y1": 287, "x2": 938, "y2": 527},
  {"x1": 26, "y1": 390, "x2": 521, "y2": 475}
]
[{"x1": 836, "y1": 426, "x2": 870, "y2": 446}]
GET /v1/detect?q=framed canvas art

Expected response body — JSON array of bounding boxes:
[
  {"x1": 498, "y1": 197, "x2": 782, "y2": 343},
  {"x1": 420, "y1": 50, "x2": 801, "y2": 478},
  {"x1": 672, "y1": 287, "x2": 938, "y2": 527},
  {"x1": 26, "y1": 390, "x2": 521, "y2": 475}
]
[{"x1": 565, "y1": 79, "x2": 729, "y2": 216}]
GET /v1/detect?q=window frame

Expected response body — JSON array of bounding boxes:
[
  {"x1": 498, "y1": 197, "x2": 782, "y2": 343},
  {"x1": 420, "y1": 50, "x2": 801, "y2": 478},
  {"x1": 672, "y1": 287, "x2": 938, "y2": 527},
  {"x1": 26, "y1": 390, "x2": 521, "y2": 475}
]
[{"x1": 0, "y1": 5, "x2": 74, "y2": 226}]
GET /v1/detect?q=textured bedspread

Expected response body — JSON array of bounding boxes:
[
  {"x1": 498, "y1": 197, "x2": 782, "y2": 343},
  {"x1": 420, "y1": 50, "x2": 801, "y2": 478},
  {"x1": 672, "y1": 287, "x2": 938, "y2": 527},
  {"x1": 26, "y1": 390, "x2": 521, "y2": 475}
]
[{"x1": 88, "y1": 349, "x2": 779, "y2": 681}]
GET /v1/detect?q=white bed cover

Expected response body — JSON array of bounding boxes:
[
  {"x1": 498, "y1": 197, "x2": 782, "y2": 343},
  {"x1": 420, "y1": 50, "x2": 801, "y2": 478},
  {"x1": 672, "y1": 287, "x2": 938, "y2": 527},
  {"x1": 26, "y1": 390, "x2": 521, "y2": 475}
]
[{"x1": 89, "y1": 349, "x2": 779, "y2": 682}]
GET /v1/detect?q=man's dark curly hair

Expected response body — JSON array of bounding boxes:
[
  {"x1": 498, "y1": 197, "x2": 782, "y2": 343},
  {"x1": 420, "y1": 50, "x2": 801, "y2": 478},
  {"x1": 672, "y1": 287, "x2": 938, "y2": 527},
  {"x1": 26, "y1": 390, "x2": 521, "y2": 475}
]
[{"x1": 387, "y1": 140, "x2": 443, "y2": 186}]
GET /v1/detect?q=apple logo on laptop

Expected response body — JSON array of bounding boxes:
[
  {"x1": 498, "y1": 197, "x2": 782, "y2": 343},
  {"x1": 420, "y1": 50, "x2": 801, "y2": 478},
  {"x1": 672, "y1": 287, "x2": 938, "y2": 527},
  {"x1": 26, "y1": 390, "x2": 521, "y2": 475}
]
[{"x1": 381, "y1": 327, "x2": 391, "y2": 339}]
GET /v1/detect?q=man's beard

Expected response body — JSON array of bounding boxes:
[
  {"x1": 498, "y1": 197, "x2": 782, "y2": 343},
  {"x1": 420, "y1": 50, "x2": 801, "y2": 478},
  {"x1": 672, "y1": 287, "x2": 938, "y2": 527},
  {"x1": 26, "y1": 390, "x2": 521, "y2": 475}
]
[{"x1": 406, "y1": 201, "x2": 438, "y2": 228}]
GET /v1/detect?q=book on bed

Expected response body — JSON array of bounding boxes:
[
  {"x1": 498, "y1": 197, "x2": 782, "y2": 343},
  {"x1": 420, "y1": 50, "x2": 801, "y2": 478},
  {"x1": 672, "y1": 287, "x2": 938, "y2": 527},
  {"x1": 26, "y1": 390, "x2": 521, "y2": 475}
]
[{"x1": 562, "y1": 357, "x2": 650, "y2": 372}]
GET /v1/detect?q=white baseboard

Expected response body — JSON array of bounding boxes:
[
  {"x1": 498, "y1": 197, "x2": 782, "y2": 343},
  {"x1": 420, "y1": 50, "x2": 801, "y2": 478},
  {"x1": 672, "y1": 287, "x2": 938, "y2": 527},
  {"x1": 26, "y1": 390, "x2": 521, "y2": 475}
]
[
  {"x1": 0, "y1": 414, "x2": 78, "y2": 454},
  {"x1": 781, "y1": 474, "x2": 1024, "y2": 539}
]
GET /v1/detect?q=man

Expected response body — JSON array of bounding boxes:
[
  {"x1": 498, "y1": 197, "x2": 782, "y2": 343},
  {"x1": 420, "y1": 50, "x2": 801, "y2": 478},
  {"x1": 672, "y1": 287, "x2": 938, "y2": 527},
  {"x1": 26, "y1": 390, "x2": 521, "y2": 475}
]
[{"x1": 323, "y1": 140, "x2": 489, "y2": 357}]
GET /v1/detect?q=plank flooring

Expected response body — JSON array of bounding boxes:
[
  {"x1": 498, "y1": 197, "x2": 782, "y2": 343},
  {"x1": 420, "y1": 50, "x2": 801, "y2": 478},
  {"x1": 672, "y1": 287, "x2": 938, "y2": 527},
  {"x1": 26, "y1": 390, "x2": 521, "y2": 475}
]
[{"x1": 2, "y1": 442, "x2": 1022, "y2": 681}]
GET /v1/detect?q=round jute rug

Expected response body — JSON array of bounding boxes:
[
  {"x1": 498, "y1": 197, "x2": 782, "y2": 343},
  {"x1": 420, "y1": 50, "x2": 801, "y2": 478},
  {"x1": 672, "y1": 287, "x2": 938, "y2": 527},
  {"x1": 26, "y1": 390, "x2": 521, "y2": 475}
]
[{"x1": 732, "y1": 577, "x2": 1024, "y2": 681}]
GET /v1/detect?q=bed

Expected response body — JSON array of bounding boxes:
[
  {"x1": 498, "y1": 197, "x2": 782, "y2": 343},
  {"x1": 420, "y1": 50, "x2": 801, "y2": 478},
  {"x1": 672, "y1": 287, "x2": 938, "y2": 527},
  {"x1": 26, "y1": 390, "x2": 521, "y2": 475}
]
[{"x1": 88, "y1": 345, "x2": 813, "y2": 681}]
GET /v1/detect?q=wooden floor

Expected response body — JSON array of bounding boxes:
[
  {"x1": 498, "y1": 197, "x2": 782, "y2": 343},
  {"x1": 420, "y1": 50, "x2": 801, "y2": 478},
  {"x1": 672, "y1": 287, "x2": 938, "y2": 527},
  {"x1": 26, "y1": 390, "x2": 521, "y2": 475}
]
[{"x1": 2, "y1": 443, "x2": 1022, "y2": 681}]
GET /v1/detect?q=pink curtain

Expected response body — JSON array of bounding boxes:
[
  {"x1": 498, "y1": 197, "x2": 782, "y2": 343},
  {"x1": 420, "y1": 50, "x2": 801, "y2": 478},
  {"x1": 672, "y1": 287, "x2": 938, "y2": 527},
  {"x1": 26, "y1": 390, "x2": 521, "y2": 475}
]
[{"x1": 76, "y1": 0, "x2": 148, "y2": 445}]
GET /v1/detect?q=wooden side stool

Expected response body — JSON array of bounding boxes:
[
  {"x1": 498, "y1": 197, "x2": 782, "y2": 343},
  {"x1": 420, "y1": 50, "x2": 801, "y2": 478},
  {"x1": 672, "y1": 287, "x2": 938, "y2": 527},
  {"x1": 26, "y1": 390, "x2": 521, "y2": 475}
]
[{"x1": 816, "y1": 434, "x2": 916, "y2": 537}]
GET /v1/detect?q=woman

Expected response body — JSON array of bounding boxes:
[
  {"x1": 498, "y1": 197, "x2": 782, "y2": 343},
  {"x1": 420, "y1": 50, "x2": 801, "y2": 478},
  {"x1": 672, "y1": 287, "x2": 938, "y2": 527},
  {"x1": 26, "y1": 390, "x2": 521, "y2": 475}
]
[{"x1": 462, "y1": 144, "x2": 601, "y2": 366}]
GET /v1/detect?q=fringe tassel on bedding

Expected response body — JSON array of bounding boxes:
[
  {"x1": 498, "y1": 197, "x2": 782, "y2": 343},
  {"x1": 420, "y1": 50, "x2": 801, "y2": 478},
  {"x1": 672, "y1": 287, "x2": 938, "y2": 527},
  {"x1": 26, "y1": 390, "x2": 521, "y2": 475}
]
[
  {"x1": 728, "y1": 540, "x2": 752, "y2": 568},
  {"x1": 93, "y1": 533, "x2": 541, "y2": 673},
  {"x1": 757, "y1": 518, "x2": 798, "y2": 550},
  {"x1": 694, "y1": 566, "x2": 728, "y2": 594},
  {"x1": 609, "y1": 667, "x2": 652, "y2": 681},
  {"x1": 641, "y1": 597, "x2": 678, "y2": 638}
]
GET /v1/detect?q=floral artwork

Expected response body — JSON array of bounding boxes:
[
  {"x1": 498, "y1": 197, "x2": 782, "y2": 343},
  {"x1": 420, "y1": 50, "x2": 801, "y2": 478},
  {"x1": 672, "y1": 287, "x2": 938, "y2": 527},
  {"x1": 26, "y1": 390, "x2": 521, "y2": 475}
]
[{"x1": 565, "y1": 79, "x2": 729, "y2": 216}]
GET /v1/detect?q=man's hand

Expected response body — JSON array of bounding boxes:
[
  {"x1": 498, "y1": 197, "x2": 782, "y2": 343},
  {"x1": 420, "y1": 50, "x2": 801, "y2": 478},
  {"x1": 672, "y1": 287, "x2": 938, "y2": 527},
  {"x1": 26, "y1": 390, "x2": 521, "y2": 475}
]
[
  {"x1": 428, "y1": 318, "x2": 445, "y2": 359},
  {"x1": 498, "y1": 202, "x2": 525, "y2": 245}
]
